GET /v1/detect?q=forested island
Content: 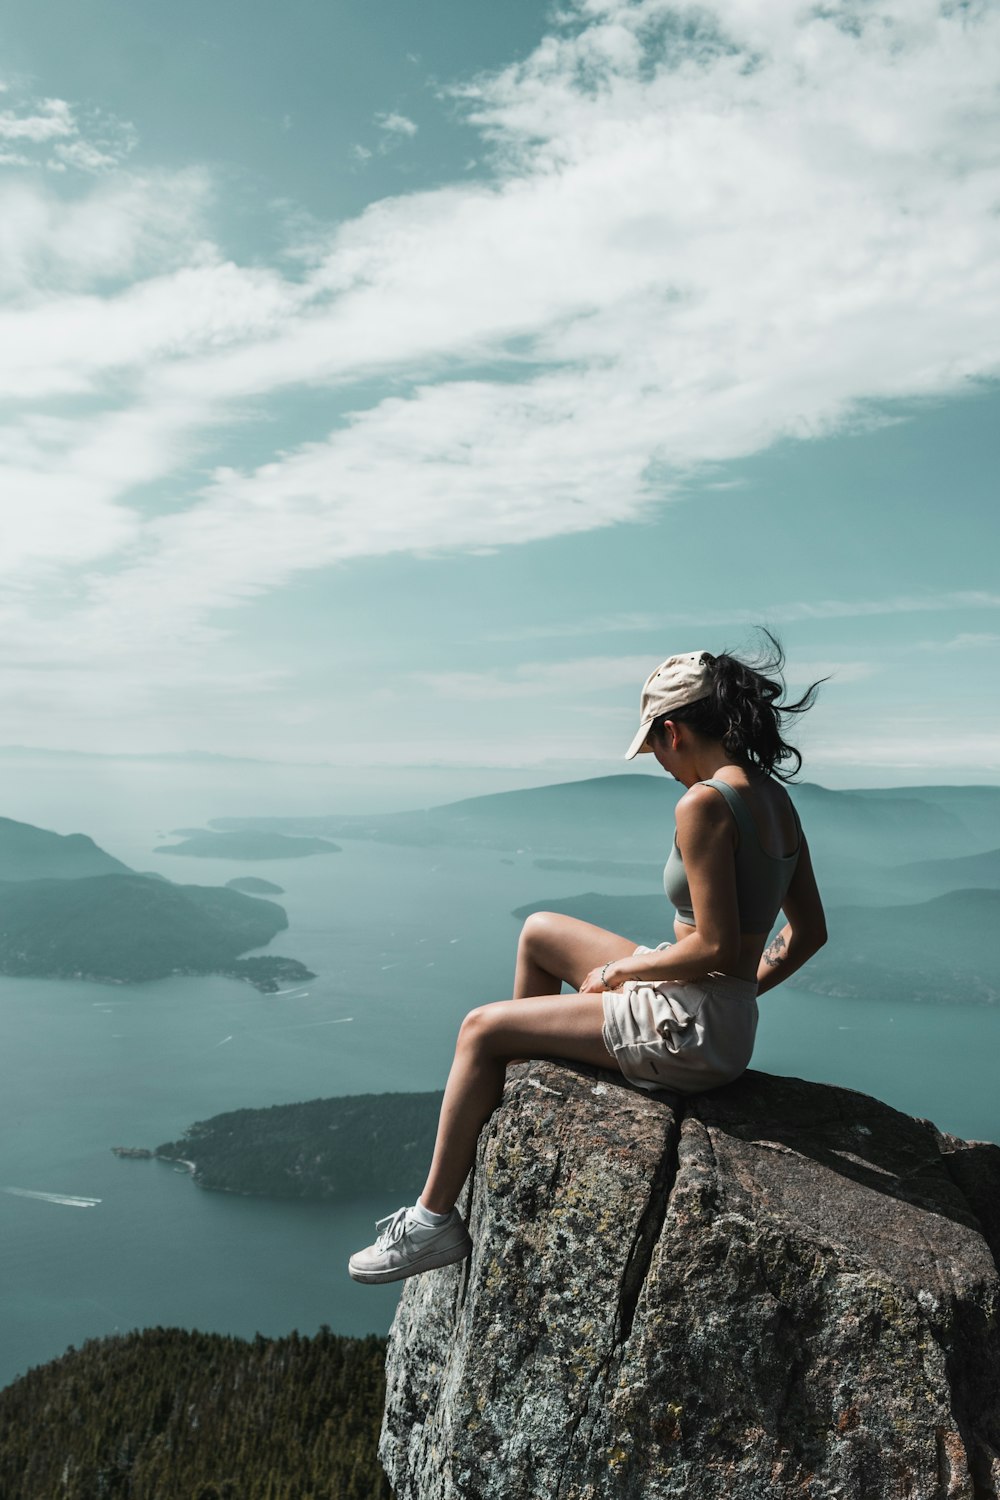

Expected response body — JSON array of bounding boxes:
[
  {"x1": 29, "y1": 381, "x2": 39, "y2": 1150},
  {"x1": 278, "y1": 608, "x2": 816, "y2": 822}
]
[
  {"x1": 0, "y1": 817, "x2": 315, "y2": 991},
  {"x1": 157, "y1": 830, "x2": 340, "y2": 860},
  {"x1": 155, "y1": 1091, "x2": 443, "y2": 1199},
  {"x1": 0, "y1": 1327, "x2": 390, "y2": 1500},
  {"x1": 226, "y1": 875, "x2": 285, "y2": 894},
  {"x1": 0, "y1": 872, "x2": 313, "y2": 992}
]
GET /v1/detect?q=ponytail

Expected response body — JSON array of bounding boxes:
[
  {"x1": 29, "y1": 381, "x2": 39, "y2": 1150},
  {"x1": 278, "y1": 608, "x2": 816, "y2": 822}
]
[{"x1": 656, "y1": 630, "x2": 824, "y2": 781}]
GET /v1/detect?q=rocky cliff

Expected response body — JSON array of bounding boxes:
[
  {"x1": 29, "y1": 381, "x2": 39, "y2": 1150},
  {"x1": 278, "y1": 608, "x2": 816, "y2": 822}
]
[{"x1": 380, "y1": 1066, "x2": 1000, "y2": 1500}]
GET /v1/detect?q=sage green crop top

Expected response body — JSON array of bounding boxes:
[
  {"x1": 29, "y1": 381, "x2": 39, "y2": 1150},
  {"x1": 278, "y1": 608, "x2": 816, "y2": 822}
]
[{"x1": 664, "y1": 777, "x2": 801, "y2": 933}]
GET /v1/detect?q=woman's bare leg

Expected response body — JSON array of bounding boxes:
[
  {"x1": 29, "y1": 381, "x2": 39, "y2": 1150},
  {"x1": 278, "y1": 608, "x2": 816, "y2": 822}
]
[
  {"x1": 419, "y1": 993, "x2": 621, "y2": 1214},
  {"x1": 513, "y1": 911, "x2": 639, "y2": 998}
]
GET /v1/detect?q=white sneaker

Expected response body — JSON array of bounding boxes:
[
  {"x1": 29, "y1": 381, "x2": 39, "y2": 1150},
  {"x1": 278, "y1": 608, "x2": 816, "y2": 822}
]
[{"x1": 348, "y1": 1205, "x2": 473, "y2": 1284}]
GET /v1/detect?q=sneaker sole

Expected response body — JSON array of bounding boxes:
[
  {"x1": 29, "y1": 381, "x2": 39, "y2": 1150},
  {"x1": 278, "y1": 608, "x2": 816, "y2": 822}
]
[{"x1": 348, "y1": 1234, "x2": 472, "y2": 1285}]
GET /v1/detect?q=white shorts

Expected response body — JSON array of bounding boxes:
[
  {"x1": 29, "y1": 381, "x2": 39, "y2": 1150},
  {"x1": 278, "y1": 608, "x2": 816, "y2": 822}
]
[{"x1": 602, "y1": 943, "x2": 759, "y2": 1095}]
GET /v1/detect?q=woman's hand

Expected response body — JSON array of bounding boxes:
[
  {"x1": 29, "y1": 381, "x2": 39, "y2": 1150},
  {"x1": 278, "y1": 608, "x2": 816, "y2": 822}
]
[{"x1": 580, "y1": 964, "x2": 620, "y2": 993}]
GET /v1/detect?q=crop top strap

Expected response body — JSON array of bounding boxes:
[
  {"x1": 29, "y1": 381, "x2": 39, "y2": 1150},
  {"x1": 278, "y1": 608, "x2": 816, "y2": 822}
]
[{"x1": 700, "y1": 777, "x2": 755, "y2": 849}]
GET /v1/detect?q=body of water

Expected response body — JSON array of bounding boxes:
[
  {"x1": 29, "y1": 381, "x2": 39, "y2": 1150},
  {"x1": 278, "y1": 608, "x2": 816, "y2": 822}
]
[{"x1": 1, "y1": 768, "x2": 998, "y2": 1390}]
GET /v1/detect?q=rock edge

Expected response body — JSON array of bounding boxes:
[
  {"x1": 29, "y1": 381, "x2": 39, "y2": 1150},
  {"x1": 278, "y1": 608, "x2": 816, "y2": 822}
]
[{"x1": 380, "y1": 1065, "x2": 1000, "y2": 1500}]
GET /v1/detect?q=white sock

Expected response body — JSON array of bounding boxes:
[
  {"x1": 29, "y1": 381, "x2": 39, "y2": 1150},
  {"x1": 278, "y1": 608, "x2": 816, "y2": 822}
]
[{"x1": 413, "y1": 1197, "x2": 453, "y2": 1226}]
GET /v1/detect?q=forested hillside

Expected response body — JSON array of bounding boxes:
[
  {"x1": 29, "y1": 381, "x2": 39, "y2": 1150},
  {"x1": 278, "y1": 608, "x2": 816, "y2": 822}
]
[{"x1": 0, "y1": 1327, "x2": 391, "y2": 1500}]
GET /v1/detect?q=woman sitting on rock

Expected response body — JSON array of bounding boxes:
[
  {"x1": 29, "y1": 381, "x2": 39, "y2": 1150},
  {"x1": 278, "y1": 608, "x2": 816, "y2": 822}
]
[{"x1": 349, "y1": 634, "x2": 827, "y2": 1284}]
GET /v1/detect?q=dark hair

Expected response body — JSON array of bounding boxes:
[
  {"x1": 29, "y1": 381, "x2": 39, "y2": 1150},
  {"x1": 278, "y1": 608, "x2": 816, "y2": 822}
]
[{"x1": 650, "y1": 630, "x2": 825, "y2": 782}]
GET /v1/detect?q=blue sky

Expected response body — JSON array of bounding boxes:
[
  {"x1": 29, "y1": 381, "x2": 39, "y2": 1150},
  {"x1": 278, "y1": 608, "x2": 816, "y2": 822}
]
[{"x1": 1, "y1": 0, "x2": 998, "y2": 790}]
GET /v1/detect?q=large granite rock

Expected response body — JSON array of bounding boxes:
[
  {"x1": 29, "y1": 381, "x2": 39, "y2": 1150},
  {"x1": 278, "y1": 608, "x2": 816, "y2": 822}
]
[{"x1": 380, "y1": 1066, "x2": 1000, "y2": 1500}]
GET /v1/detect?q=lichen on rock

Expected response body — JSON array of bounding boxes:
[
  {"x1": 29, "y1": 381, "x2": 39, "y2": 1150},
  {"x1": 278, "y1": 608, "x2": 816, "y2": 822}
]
[{"x1": 380, "y1": 1066, "x2": 1000, "y2": 1500}]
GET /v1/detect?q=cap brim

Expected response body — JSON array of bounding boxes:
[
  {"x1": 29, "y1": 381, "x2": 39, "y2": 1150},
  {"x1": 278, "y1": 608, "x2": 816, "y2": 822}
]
[{"x1": 624, "y1": 720, "x2": 655, "y2": 760}]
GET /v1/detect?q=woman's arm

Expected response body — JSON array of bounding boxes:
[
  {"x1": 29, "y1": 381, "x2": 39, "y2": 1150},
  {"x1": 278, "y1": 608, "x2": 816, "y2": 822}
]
[
  {"x1": 595, "y1": 786, "x2": 742, "y2": 989},
  {"x1": 755, "y1": 836, "x2": 827, "y2": 994}
]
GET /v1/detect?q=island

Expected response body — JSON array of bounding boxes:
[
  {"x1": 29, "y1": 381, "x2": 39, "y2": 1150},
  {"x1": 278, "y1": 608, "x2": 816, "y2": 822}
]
[
  {"x1": 0, "y1": 873, "x2": 315, "y2": 992},
  {"x1": 217, "y1": 956, "x2": 314, "y2": 992},
  {"x1": 155, "y1": 1091, "x2": 443, "y2": 1200},
  {"x1": 111, "y1": 1147, "x2": 152, "y2": 1159},
  {"x1": 155, "y1": 831, "x2": 340, "y2": 860},
  {"x1": 225, "y1": 876, "x2": 285, "y2": 894}
]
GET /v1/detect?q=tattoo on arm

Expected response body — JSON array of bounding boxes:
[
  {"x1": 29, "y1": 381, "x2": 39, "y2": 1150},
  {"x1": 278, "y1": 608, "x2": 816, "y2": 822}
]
[{"x1": 763, "y1": 934, "x2": 787, "y2": 968}]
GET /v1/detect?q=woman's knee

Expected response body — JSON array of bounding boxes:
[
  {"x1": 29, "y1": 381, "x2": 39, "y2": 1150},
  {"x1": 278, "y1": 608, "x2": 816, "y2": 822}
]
[
  {"x1": 457, "y1": 1004, "x2": 498, "y2": 1051},
  {"x1": 458, "y1": 1002, "x2": 512, "y2": 1062},
  {"x1": 518, "y1": 910, "x2": 561, "y2": 960}
]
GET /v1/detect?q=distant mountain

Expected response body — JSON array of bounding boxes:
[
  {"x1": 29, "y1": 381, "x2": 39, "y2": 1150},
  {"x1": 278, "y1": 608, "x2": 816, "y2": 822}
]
[
  {"x1": 790, "y1": 783, "x2": 973, "y2": 863},
  {"x1": 512, "y1": 888, "x2": 1000, "y2": 1005},
  {"x1": 789, "y1": 888, "x2": 1000, "y2": 1005},
  {"x1": 210, "y1": 774, "x2": 987, "y2": 884},
  {"x1": 0, "y1": 874, "x2": 312, "y2": 991},
  {"x1": 156, "y1": 1091, "x2": 443, "y2": 1200},
  {"x1": 156, "y1": 830, "x2": 341, "y2": 860},
  {"x1": 534, "y1": 856, "x2": 665, "y2": 882},
  {"x1": 887, "y1": 847, "x2": 1000, "y2": 896},
  {"x1": 212, "y1": 774, "x2": 681, "y2": 858},
  {"x1": 0, "y1": 816, "x2": 131, "y2": 883},
  {"x1": 0, "y1": 1327, "x2": 390, "y2": 1499},
  {"x1": 852, "y1": 785, "x2": 1000, "y2": 851}
]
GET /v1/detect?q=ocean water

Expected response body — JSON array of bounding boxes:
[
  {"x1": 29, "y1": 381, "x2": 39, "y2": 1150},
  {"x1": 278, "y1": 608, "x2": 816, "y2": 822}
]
[{"x1": 1, "y1": 767, "x2": 998, "y2": 1391}]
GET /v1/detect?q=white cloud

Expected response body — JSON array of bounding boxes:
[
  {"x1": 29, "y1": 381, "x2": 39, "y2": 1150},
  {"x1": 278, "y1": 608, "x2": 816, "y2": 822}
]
[
  {"x1": 0, "y1": 259, "x2": 307, "y2": 396},
  {"x1": 3, "y1": 0, "x2": 1000, "y2": 746},
  {"x1": 0, "y1": 85, "x2": 135, "y2": 172},
  {"x1": 785, "y1": 659, "x2": 879, "y2": 687},
  {"x1": 0, "y1": 95, "x2": 74, "y2": 142},
  {"x1": 918, "y1": 632, "x2": 1000, "y2": 652},
  {"x1": 810, "y1": 726, "x2": 1000, "y2": 775},
  {"x1": 375, "y1": 111, "x2": 418, "y2": 138},
  {"x1": 410, "y1": 656, "x2": 656, "y2": 701},
  {"x1": 0, "y1": 169, "x2": 213, "y2": 296},
  {"x1": 484, "y1": 593, "x2": 1000, "y2": 642},
  {"x1": 50, "y1": 139, "x2": 123, "y2": 174},
  {"x1": 109, "y1": 0, "x2": 1000, "y2": 582}
]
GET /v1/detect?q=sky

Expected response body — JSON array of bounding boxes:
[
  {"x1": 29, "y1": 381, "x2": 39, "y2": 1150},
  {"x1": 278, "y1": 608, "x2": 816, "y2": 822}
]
[{"x1": 1, "y1": 0, "x2": 999, "y2": 795}]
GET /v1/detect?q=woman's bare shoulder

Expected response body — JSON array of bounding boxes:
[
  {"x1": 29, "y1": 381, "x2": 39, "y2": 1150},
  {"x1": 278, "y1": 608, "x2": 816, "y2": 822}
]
[{"x1": 675, "y1": 783, "x2": 736, "y2": 833}]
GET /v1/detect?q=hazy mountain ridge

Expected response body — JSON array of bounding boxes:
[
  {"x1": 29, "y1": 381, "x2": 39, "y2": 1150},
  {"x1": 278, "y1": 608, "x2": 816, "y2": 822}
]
[
  {"x1": 851, "y1": 784, "x2": 1000, "y2": 848},
  {"x1": 209, "y1": 775, "x2": 996, "y2": 865},
  {"x1": 785, "y1": 887, "x2": 1000, "y2": 1004},
  {"x1": 884, "y1": 845, "x2": 1000, "y2": 893},
  {"x1": 0, "y1": 815, "x2": 132, "y2": 882},
  {"x1": 211, "y1": 775, "x2": 682, "y2": 857}
]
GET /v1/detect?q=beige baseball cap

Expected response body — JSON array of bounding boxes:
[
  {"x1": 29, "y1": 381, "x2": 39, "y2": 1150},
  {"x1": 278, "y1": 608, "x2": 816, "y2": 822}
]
[{"x1": 624, "y1": 651, "x2": 715, "y2": 760}]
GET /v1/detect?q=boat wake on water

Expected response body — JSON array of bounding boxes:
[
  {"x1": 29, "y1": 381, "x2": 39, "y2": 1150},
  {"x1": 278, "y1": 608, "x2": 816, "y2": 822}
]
[{"x1": 2, "y1": 1186, "x2": 101, "y2": 1208}]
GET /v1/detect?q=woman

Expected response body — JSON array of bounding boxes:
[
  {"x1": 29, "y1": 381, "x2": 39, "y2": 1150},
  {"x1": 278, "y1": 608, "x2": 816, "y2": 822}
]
[{"x1": 349, "y1": 636, "x2": 827, "y2": 1284}]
